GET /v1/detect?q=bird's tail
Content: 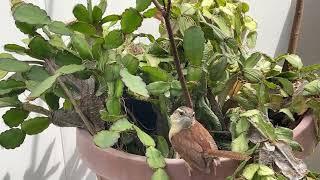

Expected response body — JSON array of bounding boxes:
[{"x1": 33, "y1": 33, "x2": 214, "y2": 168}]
[{"x1": 206, "y1": 149, "x2": 250, "y2": 161}]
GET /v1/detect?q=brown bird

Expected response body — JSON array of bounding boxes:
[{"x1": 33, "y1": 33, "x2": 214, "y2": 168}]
[{"x1": 169, "y1": 106, "x2": 250, "y2": 174}]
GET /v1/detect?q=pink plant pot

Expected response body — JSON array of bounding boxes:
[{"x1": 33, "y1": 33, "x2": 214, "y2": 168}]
[{"x1": 76, "y1": 114, "x2": 317, "y2": 180}]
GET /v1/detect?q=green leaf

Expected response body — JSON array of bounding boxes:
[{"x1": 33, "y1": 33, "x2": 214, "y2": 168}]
[
  {"x1": 277, "y1": 77, "x2": 294, "y2": 96},
  {"x1": 245, "y1": 52, "x2": 261, "y2": 68},
  {"x1": 276, "y1": 54, "x2": 303, "y2": 69},
  {"x1": 141, "y1": 66, "x2": 170, "y2": 82},
  {"x1": 301, "y1": 64, "x2": 320, "y2": 73},
  {"x1": 211, "y1": 15, "x2": 232, "y2": 37},
  {"x1": 101, "y1": 15, "x2": 121, "y2": 24},
  {"x1": 209, "y1": 57, "x2": 228, "y2": 81},
  {"x1": 98, "y1": 0, "x2": 107, "y2": 14},
  {"x1": 121, "y1": 8, "x2": 143, "y2": 33},
  {"x1": 242, "y1": 163, "x2": 260, "y2": 180},
  {"x1": 257, "y1": 165, "x2": 274, "y2": 176},
  {"x1": 303, "y1": 80, "x2": 320, "y2": 96},
  {"x1": 0, "y1": 96, "x2": 20, "y2": 108},
  {"x1": 133, "y1": 125, "x2": 155, "y2": 147},
  {"x1": 13, "y1": 3, "x2": 51, "y2": 25},
  {"x1": 104, "y1": 64, "x2": 121, "y2": 82},
  {"x1": 45, "y1": 92, "x2": 60, "y2": 110},
  {"x1": 241, "y1": 110, "x2": 277, "y2": 141},
  {"x1": 71, "y1": 34, "x2": 93, "y2": 59},
  {"x1": 4, "y1": 44, "x2": 26, "y2": 54},
  {"x1": 48, "y1": 21, "x2": 73, "y2": 36},
  {"x1": 146, "y1": 147, "x2": 166, "y2": 169},
  {"x1": 183, "y1": 26, "x2": 205, "y2": 66},
  {"x1": 147, "y1": 81, "x2": 171, "y2": 96},
  {"x1": 235, "y1": 118, "x2": 250, "y2": 136},
  {"x1": 28, "y1": 36, "x2": 54, "y2": 59},
  {"x1": 73, "y1": 4, "x2": 90, "y2": 23},
  {"x1": 15, "y1": 21, "x2": 37, "y2": 35},
  {"x1": 143, "y1": 8, "x2": 157, "y2": 18},
  {"x1": 187, "y1": 66, "x2": 202, "y2": 81},
  {"x1": 178, "y1": 16, "x2": 196, "y2": 36},
  {"x1": 247, "y1": 31, "x2": 257, "y2": 48},
  {"x1": 100, "y1": 110, "x2": 126, "y2": 122},
  {"x1": 28, "y1": 73, "x2": 60, "y2": 99},
  {"x1": 0, "y1": 58, "x2": 30, "y2": 72},
  {"x1": 21, "y1": 117, "x2": 50, "y2": 135},
  {"x1": 275, "y1": 127, "x2": 293, "y2": 139},
  {"x1": 106, "y1": 97, "x2": 121, "y2": 115},
  {"x1": 156, "y1": 136, "x2": 169, "y2": 158},
  {"x1": 49, "y1": 35, "x2": 67, "y2": 49},
  {"x1": 279, "y1": 108, "x2": 295, "y2": 121},
  {"x1": 0, "y1": 128, "x2": 26, "y2": 149},
  {"x1": 120, "y1": 69, "x2": 149, "y2": 98},
  {"x1": 244, "y1": 16, "x2": 257, "y2": 31},
  {"x1": 0, "y1": 79, "x2": 25, "y2": 95},
  {"x1": 3, "y1": 108, "x2": 29, "y2": 127},
  {"x1": 136, "y1": 0, "x2": 152, "y2": 12},
  {"x1": 151, "y1": 168, "x2": 169, "y2": 180},
  {"x1": 55, "y1": 64, "x2": 85, "y2": 75},
  {"x1": 144, "y1": 54, "x2": 173, "y2": 67},
  {"x1": 243, "y1": 68, "x2": 263, "y2": 83},
  {"x1": 231, "y1": 133, "x2": 249, "y2": 153},
  {"x1": 104, "y1": 30, "x2": 125, "y2": 49},
  {"x1": 121, "y1": 54, "x2": 139, "y2": 74},
  {"x1": 110, "y1": 118, "x2": 133, "y2": 132},
  {"x1": 93, "y1": 130, "x2": 120, "y2": 148},
  {"x1": 55, "y1": 50, "x2": 82, "y2": 66},
  {"x1": 92, "y1": 6, "x2": 103, "y2": 23},
  {"x1": 68, "y1": 22, "x2": 96, "y2": 36},
  {"x1": 24, "y1": 66, "x2": 50, "y2": 82},
  {"x1": 0, "y1": 70, "x2": 7, "y2": 79}
]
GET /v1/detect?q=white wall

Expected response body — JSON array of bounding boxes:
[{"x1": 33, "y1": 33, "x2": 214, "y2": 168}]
[{"x1": 0, "y1": 0, "x2": 319, "y2": 179}]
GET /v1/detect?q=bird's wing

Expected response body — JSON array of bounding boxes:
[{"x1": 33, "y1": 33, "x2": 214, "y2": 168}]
[
  {"x1": 171, "y1": 128, "x2": 207, "y2": 171},
  {"x1": 190, "y1": 121, "x2": 218, "y2": 151}
]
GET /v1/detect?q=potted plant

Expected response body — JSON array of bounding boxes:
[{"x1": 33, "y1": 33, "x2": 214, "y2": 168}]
[{"x1": 1, "y1": 0, "x2": 320, "y2": 179}]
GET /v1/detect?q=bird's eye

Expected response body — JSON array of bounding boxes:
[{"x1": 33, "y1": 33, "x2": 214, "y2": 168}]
[
  {"x1": 192, "y1": 112, "x2": 195, "y2": 117},
  {"x1": 179, "y1": 111, "x2": 184, "y2": 116}
]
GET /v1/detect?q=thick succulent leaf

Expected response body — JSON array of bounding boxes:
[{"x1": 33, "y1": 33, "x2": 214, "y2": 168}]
[
  {"x1": 55, "y1": 64, "x2": 85, "y2": 75},
  {"x1": 110, "y1": 118, "x2": 133, "y2": 132},
  {"x1": 151, "y1": 168, "x2": 169, "y2": 180},
  {"x1": 146, "y1": 146, "x2": 166, "y2": 169},
  {"x1": 0, "y1": 58, "x2": 30, "y2": 72},
  {"x1": 28, "y1": 36, "x2": 55, "y2": 59},
  {"x1": 144, "y1": 54, "x2": 173, "y2": 67},
  {"x1": 106, "y1": 97, "x2": 121, "y2": 115},
  {"x1": 13, "y1": 3, "x2": 51, "y2": 25},
  {"x1": 71, "y1": 34, "x2": 93, "y2": 60},
  {"x1": 247, "y1": 31, "x2": 257, "y2": 49},
  {"x1": 55, "y1": 50, "x2": 82, "y2": 66},
  {"x1": 24, "y1": 66, "x2": 50, "y2": 82},
  {"x1": 73, "y1": 4, "x2": 90, "y2": 23},
  {"x1": 121, "y1": 54, "x2": 139, "y2": 74},
  {"x1": 4, "y1": 44, "x2": 26, "y2": 55},
  {"x1": 147, "y1": 81, "x2": 171, "y2": 96},
  {"x1": 183, "y1": 26, "x2": 205, "y2": 66},
  {"x1": 101, "y1": 15, "x2": 121, "y2": 24},
  {"x1": 143, "y1": 8, "x2": 157, "y2": 18},
  {"x1": 68, "y1": 22, "x2": 96, "y2": 36},
  {"x1": 98, "y1": 0, "x2": 107, "y2": 14},
  {"x1": 303, "y1": 80, "x2": 320, "y2": 96},
  {"x1": 0, "y1": 96, "x2": 20, "y2": 108},
  {"x1": 3, "y1": 108, "x2": 29, "y2": 127},
  {"x1": 120, "y1": 69, "x2": 149, "y2": 98},
  {"x1": 48, "y1": 21, "x2": 73, "y2": 36},
  {"x1": 93, "y1": 130, "x2": 120, "y2": 148},
  {"x1": 136, "y1": 0, "x2": 152, "y2": 12},
  {"x1": 45, "y1": 92, "x2": 60, "y2": 110},
  {"x1": 28, "y1": 73, "x2": 60, "y2": 99},
  {"x1": 121, "y1": 8, "x2": 143, "y2": 33},
  {"x1": 0, "y1": 79, "x2": 25, "y2": 95},
  {"x1": 209, "y1": 56, "x2": 228, "y2": 81},
  {"x1": 21, "y1": 117, "x2": 50, "y2": 135},
  {"x1": 133, "y1": 125, "x2": 155, "y2": 147},
  {"x1": 0, "y1": 128, "x2": 26, "y2": 149},
  {"x1": 156, "y1": 136, "x2": 169, "y2": 158},
  {"x1": 141, "y1": 66, "x2": 170, "y2": 82},
  {"x1": 92, "y1": 6, "x2": 103, "y2": 23},
  {"x1": 104, "y1": 30, "x2": 125, "y2": 49}
]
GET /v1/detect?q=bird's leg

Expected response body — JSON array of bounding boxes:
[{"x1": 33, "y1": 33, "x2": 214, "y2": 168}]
[
  {"x1": 184, "y1": 162, "x2": 192, "y2": 176},
  {"x1": 174, "y1": 152, "x2": 181, "y2": 159}
]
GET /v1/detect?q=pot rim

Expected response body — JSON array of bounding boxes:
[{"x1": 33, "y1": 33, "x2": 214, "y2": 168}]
[{"x1": 77, "y1": 113, "x2": 315, "y2": 165}]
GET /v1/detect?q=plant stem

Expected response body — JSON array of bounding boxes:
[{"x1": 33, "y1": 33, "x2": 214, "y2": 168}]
[
  {"x1": 282, "y1": 0, "x2": 304, "y2": 72},
  {"x1": 22, "y1": 103, "x2": 51, "y2": 116},
  {"x1": 45, "y1": 59, "x2": 96, "y2": 135},
  {"x1": 151, "y1": 0, "x2": 193, "y2": 109}
]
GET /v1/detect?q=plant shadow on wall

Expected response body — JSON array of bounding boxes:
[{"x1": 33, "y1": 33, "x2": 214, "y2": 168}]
[
  {"x1": 0, "y1": 0, "x2": 320, "y2": 179},
  {"x1": 3, "y1": 136, "x2": 94, "y2": 180}
]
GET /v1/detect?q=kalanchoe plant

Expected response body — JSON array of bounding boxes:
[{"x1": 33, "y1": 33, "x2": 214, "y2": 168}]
[{"x1": 1, "y1": 0, "x2": 320, "y2": 179}]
